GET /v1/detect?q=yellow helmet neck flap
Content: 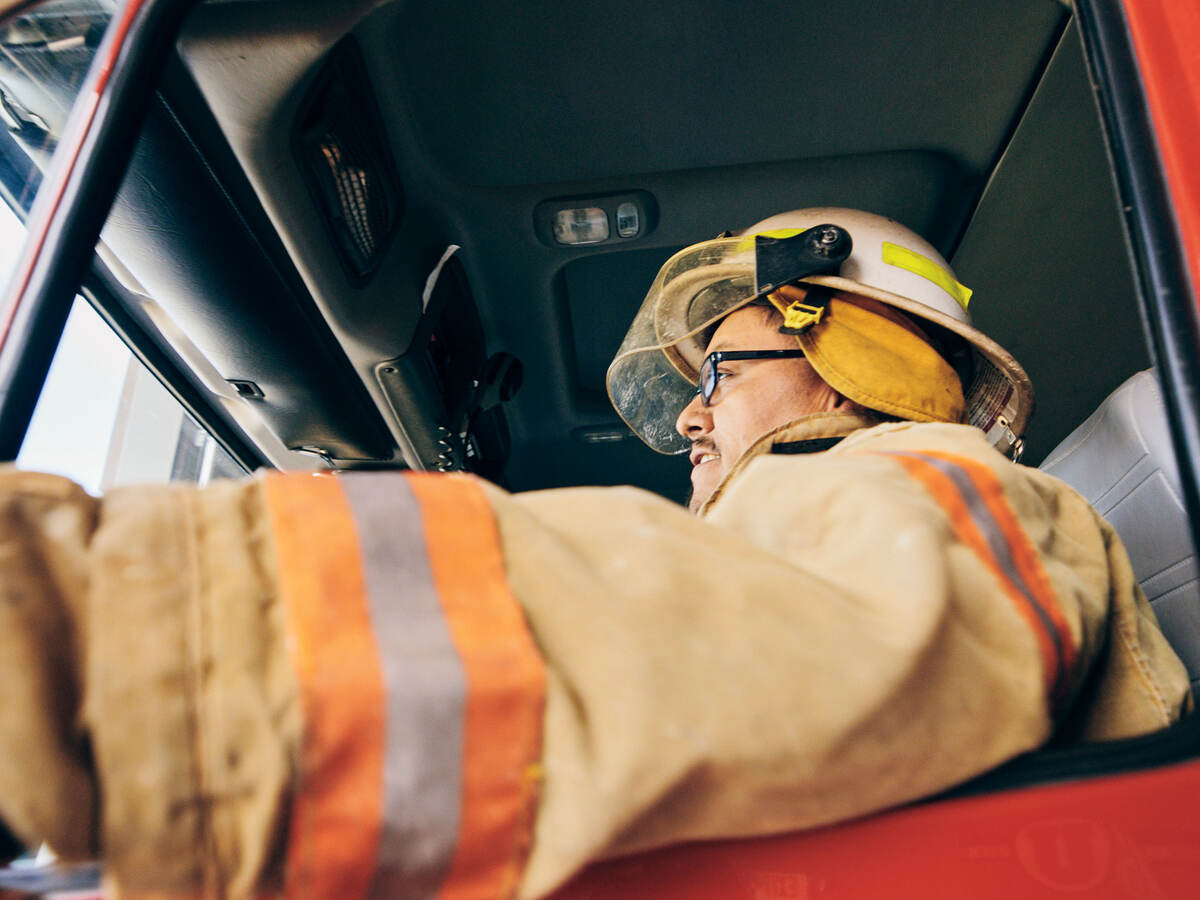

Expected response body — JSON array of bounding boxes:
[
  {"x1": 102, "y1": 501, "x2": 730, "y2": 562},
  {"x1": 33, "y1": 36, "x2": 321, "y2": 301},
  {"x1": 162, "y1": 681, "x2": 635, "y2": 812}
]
[{"x1": 765, "y1": 287, "x2": 966, "y2": 424}]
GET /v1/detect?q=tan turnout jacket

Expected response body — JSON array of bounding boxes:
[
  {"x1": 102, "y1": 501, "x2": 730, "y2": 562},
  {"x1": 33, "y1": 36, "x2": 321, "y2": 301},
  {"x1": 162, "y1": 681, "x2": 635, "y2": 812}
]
[{"x1": 0, "y1": 413, "x2": 1189, "y2": 898}]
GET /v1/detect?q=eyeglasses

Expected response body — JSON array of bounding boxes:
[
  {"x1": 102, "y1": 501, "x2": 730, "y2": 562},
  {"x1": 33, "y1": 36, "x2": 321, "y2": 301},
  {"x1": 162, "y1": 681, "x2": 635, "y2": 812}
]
[{"x1": 695, "y1": 349, "x2": 808, "y2": 407}]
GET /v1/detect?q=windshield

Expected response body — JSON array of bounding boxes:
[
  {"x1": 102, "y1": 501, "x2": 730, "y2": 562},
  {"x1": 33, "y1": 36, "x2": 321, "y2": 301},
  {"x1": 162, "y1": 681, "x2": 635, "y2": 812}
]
[{"x1": 0, "y1": 0, "x2": 113, "y2": 219}]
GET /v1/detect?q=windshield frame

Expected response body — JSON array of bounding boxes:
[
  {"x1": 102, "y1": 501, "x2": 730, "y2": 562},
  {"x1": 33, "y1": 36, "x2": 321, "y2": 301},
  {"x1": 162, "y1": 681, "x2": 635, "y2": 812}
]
[{"x1": 0, "y1": 0, "x2": 197, "y2": 459}]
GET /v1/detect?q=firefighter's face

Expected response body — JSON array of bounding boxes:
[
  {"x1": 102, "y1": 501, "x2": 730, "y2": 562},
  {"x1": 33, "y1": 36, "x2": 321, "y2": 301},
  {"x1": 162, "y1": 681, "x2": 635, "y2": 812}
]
[{"x1": 675, "y1": 306, "x2": 849, "y2": 512}]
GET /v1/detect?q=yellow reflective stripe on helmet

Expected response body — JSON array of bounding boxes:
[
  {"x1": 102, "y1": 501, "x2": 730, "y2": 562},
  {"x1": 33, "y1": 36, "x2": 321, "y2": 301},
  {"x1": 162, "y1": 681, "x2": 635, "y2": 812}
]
[{"x1": 881, "y1": 241, "x2": 973, "y2": 311}]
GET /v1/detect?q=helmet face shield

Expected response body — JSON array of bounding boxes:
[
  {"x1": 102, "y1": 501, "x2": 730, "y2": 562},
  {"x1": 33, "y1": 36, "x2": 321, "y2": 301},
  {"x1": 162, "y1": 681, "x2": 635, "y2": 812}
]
[
  {"x1": 605, "y1": 342, "x2": 697, "y2": 456},
  {"x1": 607, "y1": 237, "x2": 777, "y2": 454}
]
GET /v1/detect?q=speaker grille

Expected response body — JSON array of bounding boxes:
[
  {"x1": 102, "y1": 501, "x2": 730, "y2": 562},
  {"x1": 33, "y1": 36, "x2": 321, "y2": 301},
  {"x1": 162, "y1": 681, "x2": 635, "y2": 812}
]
[{"x1": 296, "y1": 39, "x2": 402, "y2": 282}]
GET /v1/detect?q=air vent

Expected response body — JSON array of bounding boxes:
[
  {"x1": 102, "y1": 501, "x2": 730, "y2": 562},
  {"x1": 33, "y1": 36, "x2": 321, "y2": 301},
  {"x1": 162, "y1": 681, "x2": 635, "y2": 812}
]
[{"x1": 295, "y1": 38, "x2": 402, "y2": 283}]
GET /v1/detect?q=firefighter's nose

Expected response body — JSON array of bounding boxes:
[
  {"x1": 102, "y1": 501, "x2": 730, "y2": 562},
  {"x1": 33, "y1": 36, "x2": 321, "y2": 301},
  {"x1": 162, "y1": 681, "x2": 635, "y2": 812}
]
[{"x1": 676, "y1": 392, "x2": 713, "y2": 440}]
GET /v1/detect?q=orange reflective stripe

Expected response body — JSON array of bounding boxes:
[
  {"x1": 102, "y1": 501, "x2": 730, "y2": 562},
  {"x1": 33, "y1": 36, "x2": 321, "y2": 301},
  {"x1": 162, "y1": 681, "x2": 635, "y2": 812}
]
[
  {"x1": 884, "y1": 453, "x2": 1070, "y2": 703},
  {"x1": 406, "y1": 473, "x2": 547, "y2": 900},
  {"x1": 932, "y1": 451, "x2": 1079, "y2": 681},
  {"x1": 262, "y1": 473, "x2": 385, "y2": 900},
  {"x1": 263, "y1": 471, "x2": 545, "y2": 899}
]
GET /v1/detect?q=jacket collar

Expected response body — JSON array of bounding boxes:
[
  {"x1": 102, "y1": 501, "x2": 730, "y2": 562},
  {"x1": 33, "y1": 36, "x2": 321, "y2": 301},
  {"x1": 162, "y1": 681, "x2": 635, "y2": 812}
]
[{"x1": 697, "y1": 410, "x2": 885, "y2": 515}]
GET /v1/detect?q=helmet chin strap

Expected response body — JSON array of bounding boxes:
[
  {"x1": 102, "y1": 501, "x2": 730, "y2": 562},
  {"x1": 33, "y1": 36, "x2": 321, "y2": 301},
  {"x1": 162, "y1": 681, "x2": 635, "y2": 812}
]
[{"x1": 772, "y1": 284, "x2": 837, "y2": 335}]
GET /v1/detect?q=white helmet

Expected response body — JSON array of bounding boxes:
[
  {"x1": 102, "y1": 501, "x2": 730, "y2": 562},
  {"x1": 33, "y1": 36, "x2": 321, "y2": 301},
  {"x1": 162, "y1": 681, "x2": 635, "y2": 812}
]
[{"x1": 606, "y1": 207, "x2": 1033, "y2": 457}]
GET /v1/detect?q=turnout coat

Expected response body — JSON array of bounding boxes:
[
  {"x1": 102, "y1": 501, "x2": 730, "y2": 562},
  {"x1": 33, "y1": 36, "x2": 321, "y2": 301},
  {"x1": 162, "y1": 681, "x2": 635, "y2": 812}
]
[{"x1": 0, "y1": 411, "x2": 1189, "y2": 898}]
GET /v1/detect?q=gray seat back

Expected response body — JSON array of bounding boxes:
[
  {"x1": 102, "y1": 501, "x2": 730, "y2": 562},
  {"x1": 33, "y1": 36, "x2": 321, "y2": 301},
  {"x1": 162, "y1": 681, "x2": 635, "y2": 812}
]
[{"x1": 1040, "y1": 370, "x2": 1200, "y2": 689}]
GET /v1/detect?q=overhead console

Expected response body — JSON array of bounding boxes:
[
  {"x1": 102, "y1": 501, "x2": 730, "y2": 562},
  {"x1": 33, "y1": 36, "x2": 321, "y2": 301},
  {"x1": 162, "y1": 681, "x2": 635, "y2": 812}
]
[{"x1": 376, "y1": 252, "x2": 520, "y2": 481}]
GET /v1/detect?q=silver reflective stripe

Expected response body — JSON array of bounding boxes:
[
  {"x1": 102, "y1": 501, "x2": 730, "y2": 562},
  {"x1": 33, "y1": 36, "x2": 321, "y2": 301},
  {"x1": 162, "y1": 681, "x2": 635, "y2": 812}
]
[
  {"x1": 895, "y1": 451, "x2": 1064, "y2": 685},
  {"x1": 341, "y1": 473, "x2": 465, "y2": 900}
]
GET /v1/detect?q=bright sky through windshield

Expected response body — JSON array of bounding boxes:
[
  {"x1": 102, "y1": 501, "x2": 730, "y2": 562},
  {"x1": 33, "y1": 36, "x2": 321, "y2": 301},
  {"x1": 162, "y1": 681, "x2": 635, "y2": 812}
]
[{"x1": 2, "y1": 203, "x2": 130, "y2": 493}]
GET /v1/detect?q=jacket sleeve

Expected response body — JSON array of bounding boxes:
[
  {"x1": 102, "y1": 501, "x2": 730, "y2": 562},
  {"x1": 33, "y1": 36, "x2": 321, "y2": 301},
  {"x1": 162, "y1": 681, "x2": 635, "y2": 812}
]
[
  {"x1": 0, "y1": 468, "x2": 297, "y2": 897},
  {"x1": 0, "y1": 425, "x2": 1188, "y2": 900},
  {"x1": 490, "y1": 423, "x2": 1187, "y2": 895},
  {"x1": 0, "y1": 472, "x2": 98, "y2": 860}
]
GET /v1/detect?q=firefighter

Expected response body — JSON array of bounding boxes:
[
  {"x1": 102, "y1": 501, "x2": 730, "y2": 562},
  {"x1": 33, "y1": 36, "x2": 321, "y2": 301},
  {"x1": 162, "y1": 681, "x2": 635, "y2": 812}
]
[
  {"x1": 0, "y1": 209, "x2": 1189, "y2": 899},
  {"x1": 607, "y1": 207, "x2": 1027, "y2": 506}
]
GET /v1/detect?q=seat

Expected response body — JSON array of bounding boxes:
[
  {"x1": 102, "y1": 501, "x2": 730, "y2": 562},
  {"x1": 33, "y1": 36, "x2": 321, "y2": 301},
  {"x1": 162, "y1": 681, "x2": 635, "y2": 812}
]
[{"x1": 1040, "y1": 370, "x2": 1200, "y2": 689}]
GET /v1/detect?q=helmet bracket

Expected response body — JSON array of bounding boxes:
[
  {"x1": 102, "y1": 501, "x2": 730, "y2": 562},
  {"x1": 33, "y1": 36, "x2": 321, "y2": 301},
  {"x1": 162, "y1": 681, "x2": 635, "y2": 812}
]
[{"x1": 753, "y1": 224, "x2": 853, "y2": 294}]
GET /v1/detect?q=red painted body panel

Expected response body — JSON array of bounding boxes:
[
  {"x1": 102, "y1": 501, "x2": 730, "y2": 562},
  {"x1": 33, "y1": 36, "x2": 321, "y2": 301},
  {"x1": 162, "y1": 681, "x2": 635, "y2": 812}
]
[
  {"x1": 1121, "y1": 0, "x2": 1200, "y2": 307},
  {"x1": 551, "y1": 758, "x2": 1200, "y2": 899}
]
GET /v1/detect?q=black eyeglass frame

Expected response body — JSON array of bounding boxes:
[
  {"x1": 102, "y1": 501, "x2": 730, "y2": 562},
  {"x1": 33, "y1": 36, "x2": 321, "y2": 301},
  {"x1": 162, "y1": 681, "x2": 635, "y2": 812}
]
[{"x1": 696, "y1": 349, "x2": 808, "y2": 407}]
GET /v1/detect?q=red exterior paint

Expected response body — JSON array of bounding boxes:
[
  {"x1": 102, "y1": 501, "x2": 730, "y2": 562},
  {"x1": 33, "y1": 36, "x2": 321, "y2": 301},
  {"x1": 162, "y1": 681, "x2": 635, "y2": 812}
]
[
  {"x1": 551, "y1": 757, "x2": 1200, "y2": 899},
  {"x1": 1120, "y1": 0, "x2": 1200, "y2": 310}
]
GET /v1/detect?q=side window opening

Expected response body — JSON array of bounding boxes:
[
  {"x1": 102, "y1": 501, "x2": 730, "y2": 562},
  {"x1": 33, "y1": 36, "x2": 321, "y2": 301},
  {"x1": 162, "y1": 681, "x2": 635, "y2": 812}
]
[{"x1": 15, "y1": 292, "x2": 245, "y2": 491}]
